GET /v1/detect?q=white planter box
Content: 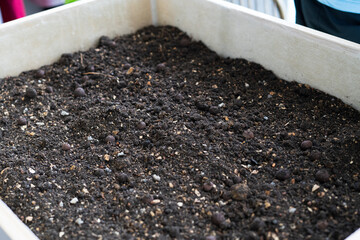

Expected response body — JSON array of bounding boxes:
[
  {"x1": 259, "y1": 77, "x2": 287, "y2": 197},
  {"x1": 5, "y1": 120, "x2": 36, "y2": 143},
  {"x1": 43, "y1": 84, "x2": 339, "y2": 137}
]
[
  {"x1": 0, "y1": 200, "x2": 38, "y2": 240},
  {"x1": 0, "y1": 0, "x2": 359, "y2": 238}
]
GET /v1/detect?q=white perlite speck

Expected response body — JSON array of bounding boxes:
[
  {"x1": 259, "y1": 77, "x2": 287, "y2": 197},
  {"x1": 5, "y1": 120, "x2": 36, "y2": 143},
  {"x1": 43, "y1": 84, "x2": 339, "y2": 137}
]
[
  {"x1": 117, "y1": 152, "x2": 125, "y2": 157},
  {"x1": 60, "y1": 110, "x2": 70, "y2": 116},
  {"x1": 289, "y1": 207, "x2": 297, "y2": 213},
  {"x1": 70, "y1": 197, "x2": 78, "y2": 204},
  {"x1": 152, "y1": 174, "x2": 161, "y2": 181},
  {"x1": 75, "y1": 218, "x2": 84, "y2": 225}
]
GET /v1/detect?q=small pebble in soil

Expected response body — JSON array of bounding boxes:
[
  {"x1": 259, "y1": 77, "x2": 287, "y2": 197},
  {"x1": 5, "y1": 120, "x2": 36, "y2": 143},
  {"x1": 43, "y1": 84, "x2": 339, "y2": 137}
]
[
  {"x1": 25, "y1": 88, "x2": 37, "y2": 98},
  {"x1": 123, "y1": 63, "x2": 131, "y2": 70},
  {"x1": 150, "y1": 199, "x2": 161, "y2": 205},
  {"x1": 232, "y1": 176, "x2": 242, "y2": 184},
  {"x1": 222, "y1": 191, "x2": 232, "y2": 201},
  {"x1": 250, "y1": 217, "x2": 266, "y2": 232},
  {"x1": 243, "y1": 130, "x2": 255, "y2": 139},
  {"x1": 174, "y1": 94, "x2": 184, "y2": 102},
  {"x1": 45, "y1": 86, "x2": 53, "y2": 93},
  {"x1": 105, "y1": 135, "x2": 115, "y2": 143},
  {"x1": 142, "y1": 195, "x2": 154, "y2": 204},
  {"x1": 353, "y1": 182, "x2": 360, "y2": 192},
  {"x1": 209, "y1": 106, "x2": 220, "y2": 115},
  {"x1": 230, "y1": 183, "x2": 250, "y2": 201},
  {"x1": 74, "y1": 87, "x2": 86, "y2": 97},
  {"x1": 17, "y1": 117, "x2": 27, "y2": 126},
  {"x1": 179, "y1": 37, "x2": 191, "y2": 47},
  {"x1": 211, "y1": 212, "x2": 228, "y2": 228},
  {"x1": 36, "y1": 69, "x2": 45, "y2": 78},
  {"x1": 116, "y1": 173, "x2": 129, "y2": 184},
  {"x1": 203, "y1": 182, "x2": 215, "y2": 192},
  {"x1": 300, "y1": 140, "x2": 313, "y2": 150},
  {"x1": 315, "y1": 169, "x2": 330, "y2": 183},
  {"x1": 136, "y1": 121, "x2": 146, "y2": 130},
  {"x1": 316, "y1": 220, "x2": 328, "y2": 230},
  {"x1": 156, "y1": 63, "x2": 166, "y2": 72},
  {"x1": 94, "y1": 169, "x2": 105, "y2": 176},
  {"x1": 165, "y1": 226, "x2": 180, "y2": 238},
  {"x1": 61, "y1": 143, "x2": 71, "y2": 151},
  {"x1": 310, "y1": 150, "x2": 322, "y2": 161},
  {"x1": 86, "y1": 65, "x2": 95, "y2": 72},
  {"x1": 275, "y1": 168, "x2": 291, "y2": 181},
  {"x1": 118, "y1": 80, "x2": 127, "y2": 88},
  {"x1": 142, "y1": 139, "x2": 152, "y2": 148}
]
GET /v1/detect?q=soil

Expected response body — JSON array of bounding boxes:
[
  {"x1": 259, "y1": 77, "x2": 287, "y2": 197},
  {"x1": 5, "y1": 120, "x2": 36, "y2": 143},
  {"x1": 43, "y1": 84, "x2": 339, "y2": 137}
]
[{"x1": 0, "y1": 26, "x2": 359, "y2": 240}]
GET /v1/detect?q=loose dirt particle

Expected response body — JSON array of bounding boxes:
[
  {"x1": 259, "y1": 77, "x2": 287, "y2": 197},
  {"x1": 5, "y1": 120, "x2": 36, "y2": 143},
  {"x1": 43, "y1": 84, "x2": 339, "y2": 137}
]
[
  {"x1": 243, "y1": 129, "x2": 255, "y2": 139},
  {"x1": 74, "y1": 87, "x2": 86, "y2": 97},
  {"x1": 250, "y1": 217, "x2": 266, "y2": 232},
  {"x1": 203, "y1": 182, "x2": 215, "y2": 192},
  {"x1": 61, "y1": 143, "x2": 71, "y2": 151},
  {"x1": 25, "y1": 88, "x2": 37, "y2": 98},
  {"x1": 316, "y1": 220, "x2": 328, "y2": 230},
  {"x1": 45, "y1": 86, "x2": 53, "y2": 93},
  {"x1": 105, "y1": 135, "x2": 115, "y2": 143},
  {"x1": 36, "y1": 69, "x2": 45, "y2": 78},
  {"x1": 211, "y1": 212, "x2": 226, "y2": 227},
  {"x1": 315, "y1": 169, "x2": 330, "y2": 183},
  {"x1": 301, "y1": 140, "x2": 313, "y2": 150},
  {"x1": 275, "y1": 168, "x2": 291, "y2": 181},
  {"x1": 230, "y1": 183, "x2": 250, "y2": 201},
  {"x1": 116, "y1": 173, "x2": 129, "y2": 184},
  {"x1": 156, "y1": 63, "x2": 166, "y2": 72},
  {"x1": 17, "y1": 117, "x2": 27, "y2": 126},
  {"x1": 310, "y1": 150, "x2": 322, "y2": 161},
  {"x1": 136, "y1": 121, "x2": 146, "y2": 130}
]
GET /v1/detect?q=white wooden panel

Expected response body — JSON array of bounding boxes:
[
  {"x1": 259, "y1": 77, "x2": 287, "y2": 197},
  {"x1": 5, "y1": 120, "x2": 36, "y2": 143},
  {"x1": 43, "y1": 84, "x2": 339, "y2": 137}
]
[
  {"x1": 0, "y1": 200, "x2": 38, "y2": 240},
  {"x1": 156, "y1": 0, "x2": 360, "y2": 111},
  {"x1": 0, "y1": 0, "x2": 152, "y2": 78}
]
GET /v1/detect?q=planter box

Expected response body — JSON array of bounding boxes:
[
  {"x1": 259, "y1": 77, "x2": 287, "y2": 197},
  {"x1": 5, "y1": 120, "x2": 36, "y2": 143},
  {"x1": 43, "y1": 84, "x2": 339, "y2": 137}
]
[
  {"x1": 0, "y1": 200, "x2": 38, "y2": 240},
  {"x1": 0, "y1": 0, "x2": 359, "y2": 238}
]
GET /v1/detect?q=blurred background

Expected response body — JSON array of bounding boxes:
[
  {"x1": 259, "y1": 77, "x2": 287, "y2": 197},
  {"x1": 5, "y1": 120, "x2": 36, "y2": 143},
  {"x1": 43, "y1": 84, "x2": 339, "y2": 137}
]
[
  {"x1": 224, "y1": 0, "x2": 296, "y2": 22},
  {"x1": 0, "y1": 0, "x2": 296, "y2": 23}
]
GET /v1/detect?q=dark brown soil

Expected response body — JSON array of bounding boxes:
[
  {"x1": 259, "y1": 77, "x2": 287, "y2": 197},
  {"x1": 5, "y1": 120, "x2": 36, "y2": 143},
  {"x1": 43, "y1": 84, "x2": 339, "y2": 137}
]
[{"x1": 0, "y1": 26, "x2": 359, "y2": 240}]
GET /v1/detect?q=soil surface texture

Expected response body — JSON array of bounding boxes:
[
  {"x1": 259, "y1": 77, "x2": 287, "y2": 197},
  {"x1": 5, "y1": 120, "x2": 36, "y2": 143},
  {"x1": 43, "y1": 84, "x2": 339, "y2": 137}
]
[{"x1": 0, "y1": 26, "x2": 359, "y2": 240}]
